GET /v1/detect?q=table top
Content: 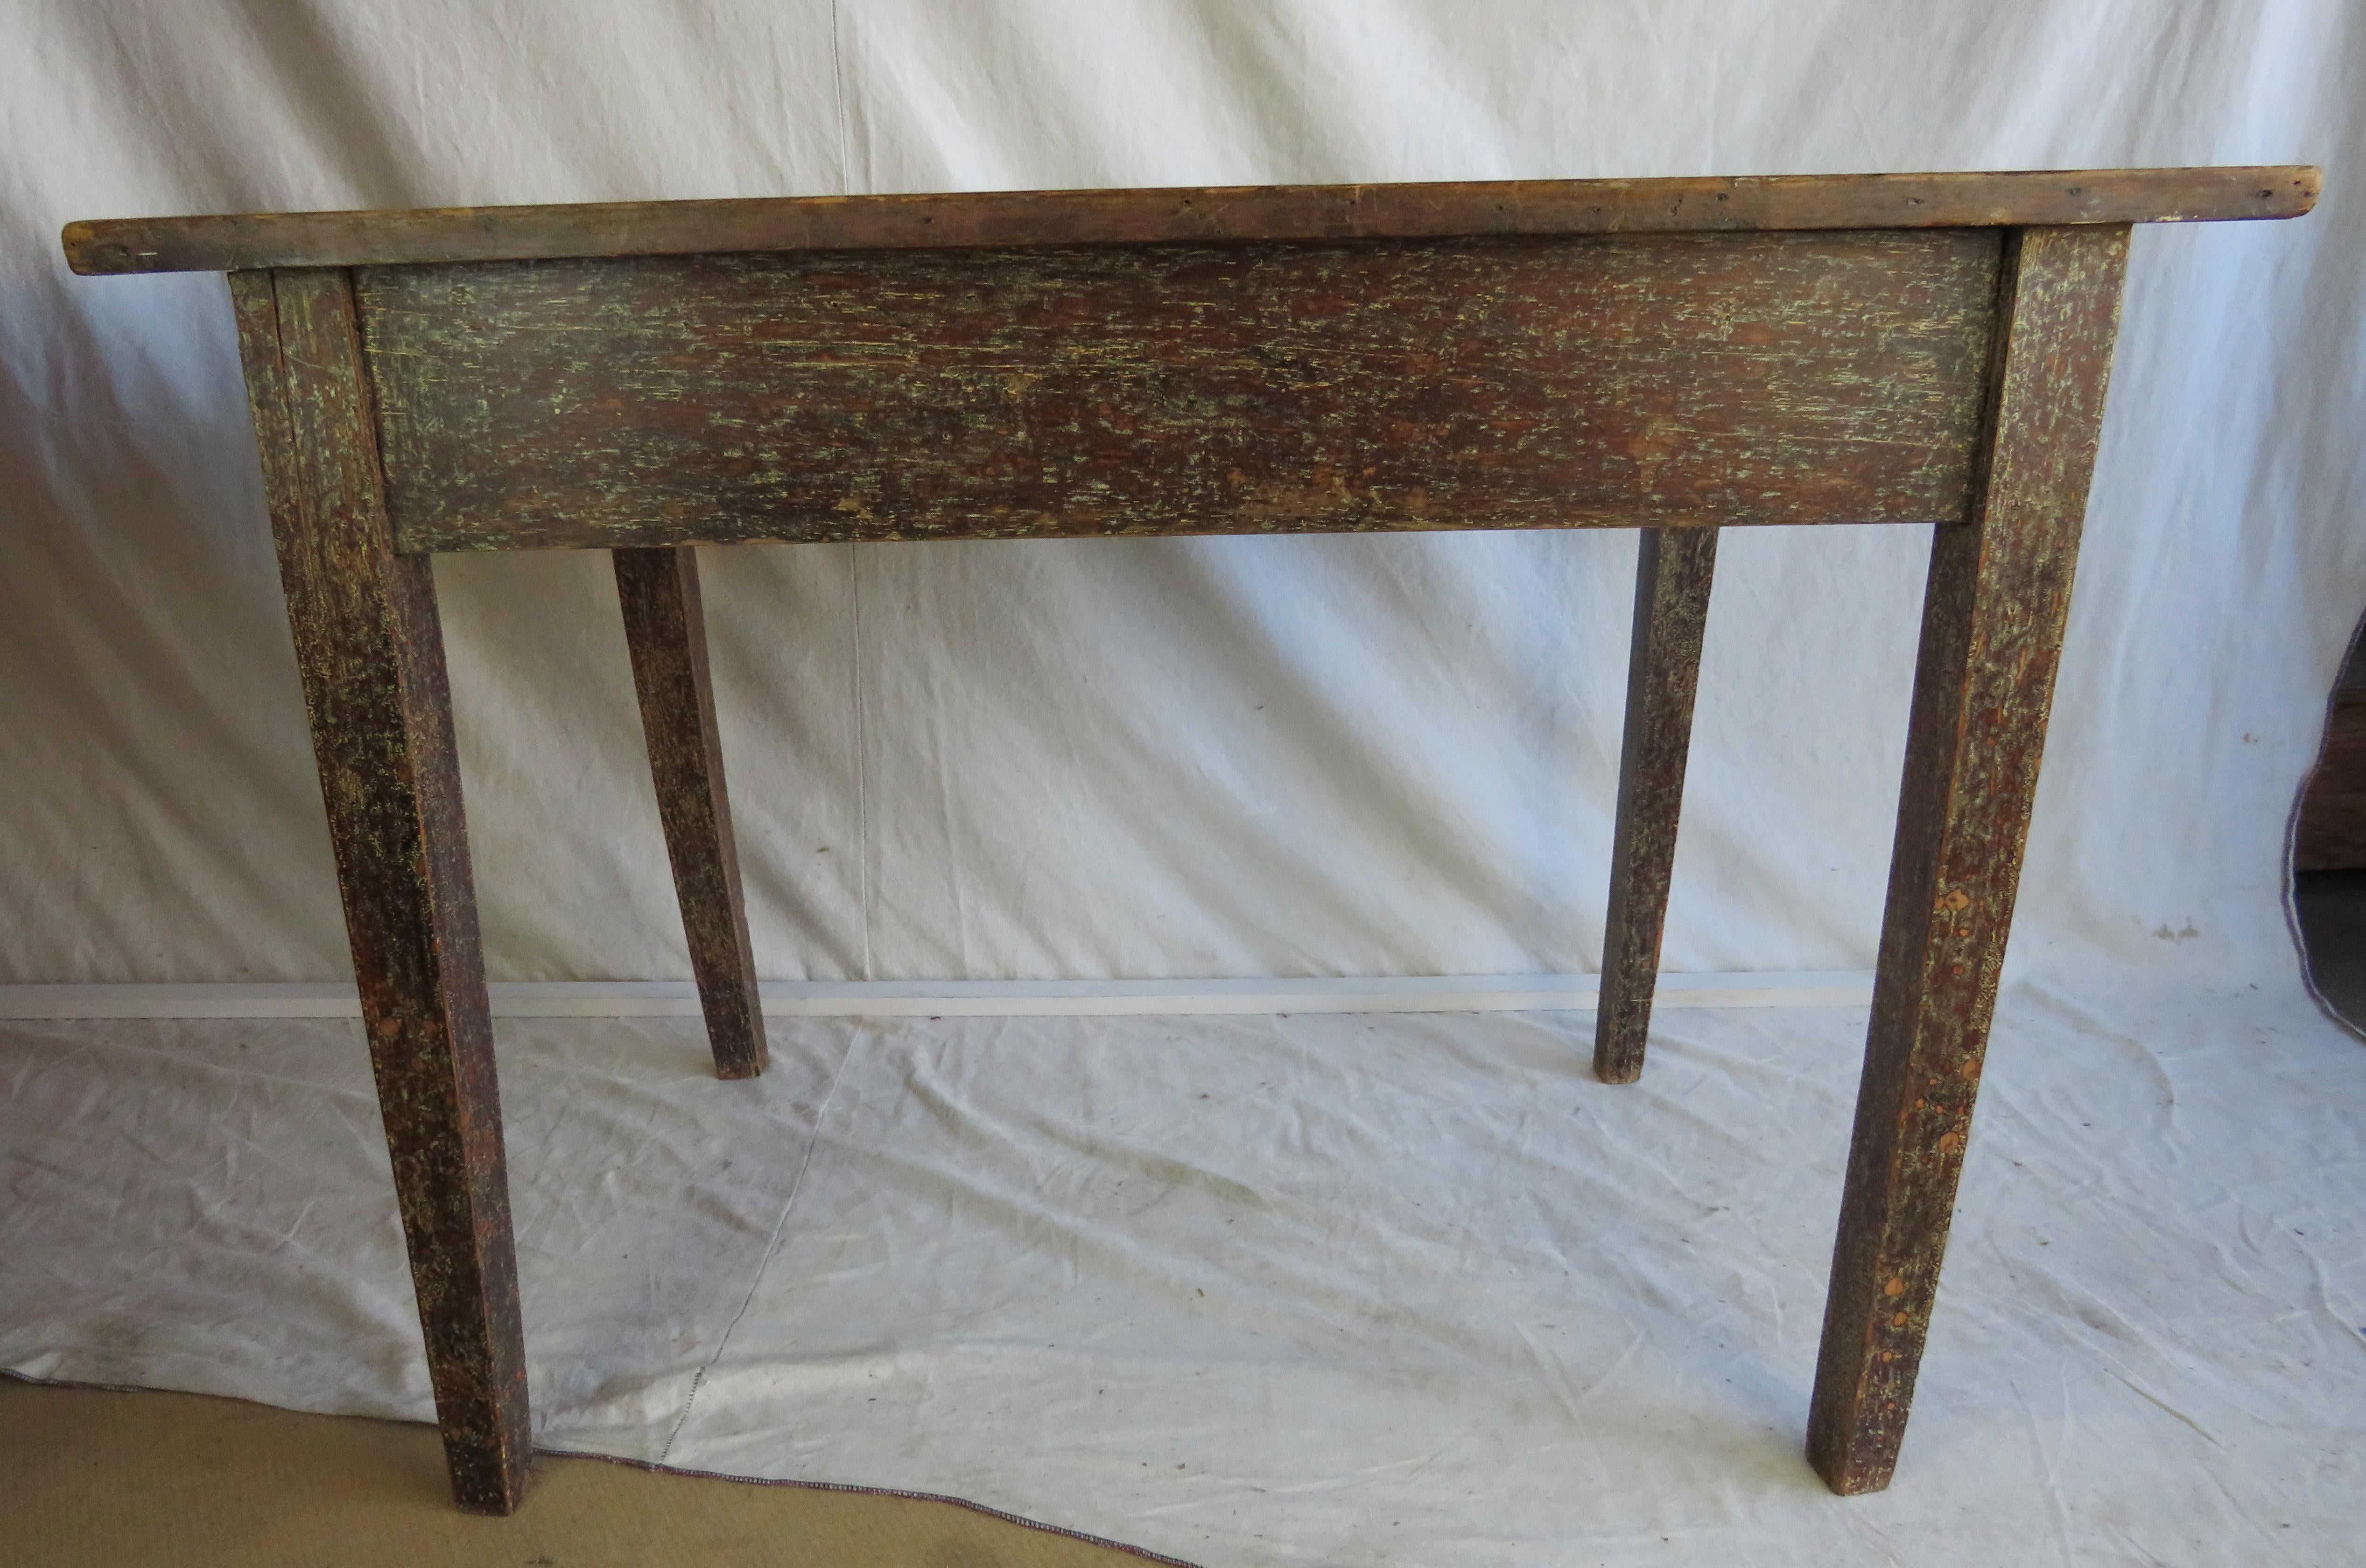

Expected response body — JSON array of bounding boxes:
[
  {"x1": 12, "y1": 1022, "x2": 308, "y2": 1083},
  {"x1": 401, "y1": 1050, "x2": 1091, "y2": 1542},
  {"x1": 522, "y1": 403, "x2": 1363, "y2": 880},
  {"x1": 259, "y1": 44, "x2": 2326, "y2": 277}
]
[{"x1": 64, "y1": 167, "x2": 2317, "y2": 277}]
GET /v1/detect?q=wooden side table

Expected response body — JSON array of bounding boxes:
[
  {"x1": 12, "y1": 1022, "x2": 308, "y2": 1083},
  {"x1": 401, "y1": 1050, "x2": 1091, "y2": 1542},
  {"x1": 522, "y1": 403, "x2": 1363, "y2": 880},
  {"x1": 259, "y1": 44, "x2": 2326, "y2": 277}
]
[{"x1": 66, "y1": 167, "x2": 2317, "y2": 1512}]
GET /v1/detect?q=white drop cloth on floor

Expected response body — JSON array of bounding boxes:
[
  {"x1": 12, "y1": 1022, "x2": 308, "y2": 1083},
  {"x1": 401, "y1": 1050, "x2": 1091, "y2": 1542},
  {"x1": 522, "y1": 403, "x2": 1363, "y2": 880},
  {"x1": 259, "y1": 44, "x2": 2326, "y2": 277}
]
[
  {"x1": 6, "y1": 992, "x2": 2360, "y2": 1565},
  {"x1": 4, "y1": 3, "x2": 2364, "y2": 1563}
]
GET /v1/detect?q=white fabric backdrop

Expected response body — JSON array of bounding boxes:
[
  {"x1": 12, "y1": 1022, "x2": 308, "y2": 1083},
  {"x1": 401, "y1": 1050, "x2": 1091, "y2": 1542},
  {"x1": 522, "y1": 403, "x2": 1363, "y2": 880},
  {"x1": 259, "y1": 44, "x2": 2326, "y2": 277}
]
[
  {"x1": 6, "y1": 4, "x2": 2366, "y2": 1565},
  {"x1": 2, "y1": 0, "x2": 2358, "y2": 992}
]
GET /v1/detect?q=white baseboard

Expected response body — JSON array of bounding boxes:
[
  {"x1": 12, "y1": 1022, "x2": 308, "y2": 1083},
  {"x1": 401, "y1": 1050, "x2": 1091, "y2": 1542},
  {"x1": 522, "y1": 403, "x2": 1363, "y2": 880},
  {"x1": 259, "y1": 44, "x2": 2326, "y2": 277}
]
[{"x1": 0, "y1": 973, "x2": 1874, "y2": 1020}]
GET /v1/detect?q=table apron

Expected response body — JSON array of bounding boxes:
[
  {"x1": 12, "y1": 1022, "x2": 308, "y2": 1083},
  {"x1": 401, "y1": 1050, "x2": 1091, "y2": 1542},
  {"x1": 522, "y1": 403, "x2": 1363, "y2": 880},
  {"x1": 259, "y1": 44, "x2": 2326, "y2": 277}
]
[{"x1": 343, "y1": 227, "x2": 2003, "y2": 553}]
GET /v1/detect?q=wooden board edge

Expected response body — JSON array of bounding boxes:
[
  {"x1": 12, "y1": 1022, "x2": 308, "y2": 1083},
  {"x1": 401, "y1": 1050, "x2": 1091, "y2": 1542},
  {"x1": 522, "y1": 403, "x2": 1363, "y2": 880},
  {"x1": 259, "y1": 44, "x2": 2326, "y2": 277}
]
[{"x1": 64, "y1": 166, "x2": 2319, "y2": 275}]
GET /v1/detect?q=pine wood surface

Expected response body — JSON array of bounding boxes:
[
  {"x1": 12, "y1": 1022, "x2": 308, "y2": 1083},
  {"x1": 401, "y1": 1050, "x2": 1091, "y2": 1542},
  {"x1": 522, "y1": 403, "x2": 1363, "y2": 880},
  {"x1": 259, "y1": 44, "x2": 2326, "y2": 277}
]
[
  {"x1": 3, "y1": 1379, "x2": 1146, "y2": 1568},
  {"x1": 64, "y1": 166, "x2": 2316, "y2": 274}
]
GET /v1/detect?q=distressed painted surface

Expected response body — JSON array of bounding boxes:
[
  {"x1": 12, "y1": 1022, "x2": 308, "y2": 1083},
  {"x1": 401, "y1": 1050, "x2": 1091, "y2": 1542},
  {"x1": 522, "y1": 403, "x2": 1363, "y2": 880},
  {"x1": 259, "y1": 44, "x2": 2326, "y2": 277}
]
[
  {"x1": 1593, "y1": 528, "x2": 1718, "y2": 1085},
  {"x1": 613, "y1": 546, "x2": 767, "y2": 1080},
  {"x1": 358, "y1": 229, "x2": 2002, "y2": 553},
  {"x1": 231, "y1": 266, "x2": 533, "y2": 1514},
  {"x1": 64, "y1": 166, "x2": 2319, "y2": 275},
  {"x1": 192, "y1": 202, "x2": 2157, "y2": 1514},
  {"x1": 1805, "y1": 224, "x2": 2132, "y2": 1496}
]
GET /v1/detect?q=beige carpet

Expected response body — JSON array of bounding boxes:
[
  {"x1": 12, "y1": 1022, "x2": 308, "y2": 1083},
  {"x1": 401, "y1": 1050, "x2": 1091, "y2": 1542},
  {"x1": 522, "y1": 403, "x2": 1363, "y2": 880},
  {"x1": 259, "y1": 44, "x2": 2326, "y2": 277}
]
[{"x1": 1, "y1": 1379, "x2": 1162, "y2": 1568}]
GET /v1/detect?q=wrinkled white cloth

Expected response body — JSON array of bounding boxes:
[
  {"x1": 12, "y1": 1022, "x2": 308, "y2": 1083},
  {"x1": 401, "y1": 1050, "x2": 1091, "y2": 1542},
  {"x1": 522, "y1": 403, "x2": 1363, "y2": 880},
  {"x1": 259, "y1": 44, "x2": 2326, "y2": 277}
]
[
  {"x1": 5, "y1": 992, "x2": 2362, "y2": 1565},
  {"x1": 3, "y1": 2, "x2": 2363, "y2": 1564}
]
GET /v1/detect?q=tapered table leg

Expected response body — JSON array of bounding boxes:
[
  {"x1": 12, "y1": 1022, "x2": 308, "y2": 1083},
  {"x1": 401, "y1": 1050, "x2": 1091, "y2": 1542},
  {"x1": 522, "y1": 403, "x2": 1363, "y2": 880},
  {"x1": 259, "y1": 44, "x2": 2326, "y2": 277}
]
[
  {"x1": 232, "y1": 267, "x2": 532, "y2": 1513},
  {"x1": 1594, "y1": 527, "x2": 1718, "y2": 1084},
  {"x1": 613, "y1": 546, "x2": 767, "y2": 1080},
  {"x1": 1807, "y1": 224, "x2": 2130, "y2": 1494}
]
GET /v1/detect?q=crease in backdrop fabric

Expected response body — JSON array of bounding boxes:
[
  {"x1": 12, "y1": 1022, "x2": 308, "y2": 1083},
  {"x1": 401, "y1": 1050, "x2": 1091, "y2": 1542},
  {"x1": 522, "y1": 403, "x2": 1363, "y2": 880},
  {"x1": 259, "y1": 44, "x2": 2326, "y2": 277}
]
[{"x1": 1, "y1": 2, "x2": 2362, "y2": 1564}]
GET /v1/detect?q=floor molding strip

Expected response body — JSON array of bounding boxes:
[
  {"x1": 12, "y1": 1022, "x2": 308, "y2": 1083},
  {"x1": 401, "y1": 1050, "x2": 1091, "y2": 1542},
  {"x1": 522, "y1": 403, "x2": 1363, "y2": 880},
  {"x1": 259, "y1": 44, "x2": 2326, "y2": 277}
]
[{"x1": 0, "y1": 973, "x2": 1874, "y2": 1021}]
